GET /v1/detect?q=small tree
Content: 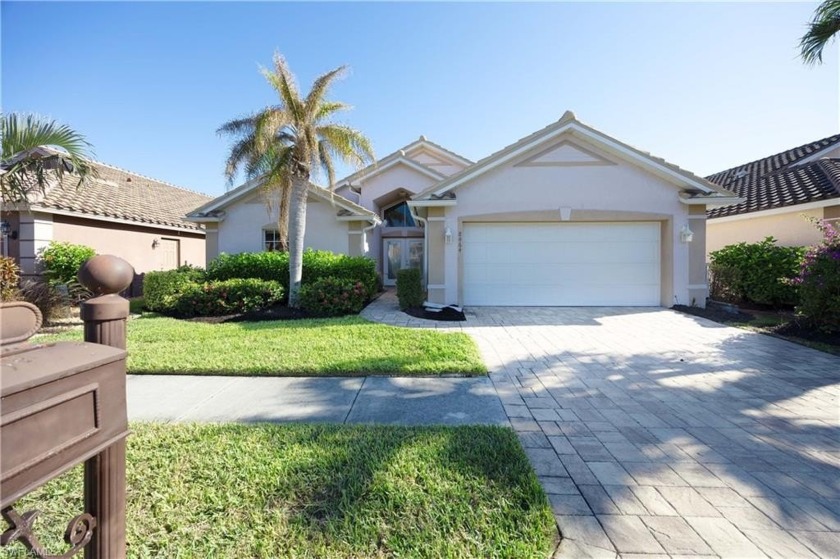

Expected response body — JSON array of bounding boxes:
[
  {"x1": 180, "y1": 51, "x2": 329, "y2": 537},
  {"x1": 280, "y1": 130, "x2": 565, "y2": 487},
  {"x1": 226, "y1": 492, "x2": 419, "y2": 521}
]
[{"x1": 793, "y1": 220, "x2": 840, "y2": 332}]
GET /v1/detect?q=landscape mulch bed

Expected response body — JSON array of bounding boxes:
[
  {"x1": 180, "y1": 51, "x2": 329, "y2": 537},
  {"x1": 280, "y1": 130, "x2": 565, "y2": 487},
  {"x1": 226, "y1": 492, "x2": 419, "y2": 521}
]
[
  {"x1": 188, "y1": 304, "x2": 314, "y2": 324},
  {"x1": 405, "y1": 306, "x2": 467, "y2": 322}
]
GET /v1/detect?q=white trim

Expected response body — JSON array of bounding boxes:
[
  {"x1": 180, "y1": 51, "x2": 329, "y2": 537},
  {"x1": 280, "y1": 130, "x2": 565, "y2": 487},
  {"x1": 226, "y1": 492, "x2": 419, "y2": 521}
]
[
  {"x1": 348, "y1": 230, "x2": 364, "y2": 235},
  {"x1": 679, "y1": 196, "x2": 743, "y2": 207},
  {"x1": 798, "y1": 141, "x2": 840, "y2": 165},
  {"x1": 336, "y1": 215, "x2": 379, "y2": 223},
  {"x1": 688, "y1": 214, "x2": 707, "y2": 220},
  {"x1": 404, "y1": 140, "x2": 473, "y2": 167},
  {"x1": 407, "y1": 200, "x2": 457, "y2": 208},
  {"x1": 687, "y1": 284, "x2": 708, "y2": 289},
  {"x1": 336, "y1": 157, "x2": 445, "y2": 188},
  {"x1": 426, "y1": 284, "x2": 446, "y2": 289},
  {"x1": 708, "y1": 198, "x2": 838, "y2": 223},
  {"x1": 29, "y1": 206, "x2": 205, "y2": 235},
  {"x1": 424, "y1": 120, "x2": 725, "y2": 198},
  {"x1": 426, "y1": 217, "x2": 447, "y2": 222}
]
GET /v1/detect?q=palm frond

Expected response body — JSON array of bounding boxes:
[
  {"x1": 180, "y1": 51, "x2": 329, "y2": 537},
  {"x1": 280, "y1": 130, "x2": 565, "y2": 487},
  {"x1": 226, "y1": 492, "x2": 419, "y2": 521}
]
[
  {"x1": 0, "y1": 113, "x2": 96, "y2": 203},
  {"x1": 800, "y1": 0, "x2": 840, "y2": 64},
  {"x1": 304, "y1": 65, "x2": 347, "y2": 119},
  {"x1": 317, "y1": 124, "x2": 375, "y2": 171},
  {"x1": 261, "y1": 53, "x2": 304, "y2": 124},
  {"x1": 316, "y1": 140, "x2": 337, "y2": 190}
]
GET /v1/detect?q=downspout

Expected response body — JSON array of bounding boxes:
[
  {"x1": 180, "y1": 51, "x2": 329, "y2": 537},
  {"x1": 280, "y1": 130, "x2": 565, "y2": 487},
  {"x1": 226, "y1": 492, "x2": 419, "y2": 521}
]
[
  {"x1": 362, "y1": 219, "x2": 378, "y2": 257},
  {"x1": 408, "y1": 203, "x2": 429, "y2": 294}
]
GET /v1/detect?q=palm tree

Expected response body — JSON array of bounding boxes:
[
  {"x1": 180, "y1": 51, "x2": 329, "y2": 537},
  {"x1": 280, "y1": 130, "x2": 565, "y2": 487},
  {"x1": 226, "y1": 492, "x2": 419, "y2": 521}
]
[
  {"x1": 800, "y1": 0, "x2": 840, "y2": 65},
  {"x1": 219, "y1": 53, "x2": 375, "y2": 307},
  {"x1": 1, "y1": 113, "x2": 96, "y2": 203}
]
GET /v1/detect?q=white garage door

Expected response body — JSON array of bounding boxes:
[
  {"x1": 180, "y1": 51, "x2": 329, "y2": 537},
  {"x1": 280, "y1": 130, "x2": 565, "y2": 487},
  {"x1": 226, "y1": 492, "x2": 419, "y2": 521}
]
[{"x1": 462, "y1": 222, "x2": 660, "y2": 306}]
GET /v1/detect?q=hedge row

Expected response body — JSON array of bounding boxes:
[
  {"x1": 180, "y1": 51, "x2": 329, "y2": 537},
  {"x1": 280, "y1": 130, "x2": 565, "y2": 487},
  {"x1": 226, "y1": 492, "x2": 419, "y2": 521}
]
[{"x1": 207, "y1": 249, "x2": 378, "y2": 300}]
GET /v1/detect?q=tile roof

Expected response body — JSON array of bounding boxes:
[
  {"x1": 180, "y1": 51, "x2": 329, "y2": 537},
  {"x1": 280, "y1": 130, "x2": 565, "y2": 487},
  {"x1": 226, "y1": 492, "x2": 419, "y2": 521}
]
[
  {"x1": 34, "y1": 159, "x2": 214, "y2": 231},
  {"x1": 706, "y1": 134, "x2": 840, "y2": 218}
]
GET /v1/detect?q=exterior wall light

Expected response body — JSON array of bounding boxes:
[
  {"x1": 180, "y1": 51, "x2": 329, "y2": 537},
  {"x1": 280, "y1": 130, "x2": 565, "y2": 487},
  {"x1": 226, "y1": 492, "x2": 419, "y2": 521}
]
[
  {"x1": 151, "y1": 238, "x2": 160, "y2": 249},
  {"x1": 680, "y1": 225, "x2": 694, "y2": 243},
  {"x1": 444, "y1": 227, "x2": 453, "y2": 245}
]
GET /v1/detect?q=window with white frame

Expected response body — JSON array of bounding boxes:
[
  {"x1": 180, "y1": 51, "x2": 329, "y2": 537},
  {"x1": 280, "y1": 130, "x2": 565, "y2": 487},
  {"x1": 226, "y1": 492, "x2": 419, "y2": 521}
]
[
  {"x1": 383, "y1": 201, "x2": 417, "y2": 228},
  {"x1": 264, "y1": 229, "x2": 283, "y2": 252}
]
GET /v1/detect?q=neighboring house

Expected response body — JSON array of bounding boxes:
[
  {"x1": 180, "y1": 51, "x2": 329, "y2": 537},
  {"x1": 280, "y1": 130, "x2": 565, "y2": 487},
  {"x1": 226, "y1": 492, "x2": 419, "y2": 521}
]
[
  {"x1": 706, "y1": 134, "x2": 840, "y2": 253},
  {"x1": 1, "y1": 154, "x2": 213, "y2": 284},
  {"x1": 189, "y1": 111, "x2": 740, "y2": 308}
]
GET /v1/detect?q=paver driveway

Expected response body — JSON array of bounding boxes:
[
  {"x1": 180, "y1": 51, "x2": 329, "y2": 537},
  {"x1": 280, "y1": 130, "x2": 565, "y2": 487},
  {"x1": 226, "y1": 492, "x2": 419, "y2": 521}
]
[
  {"x1": 466, "y1": 307, "x2": 839, "y2": 558},
  {"x1": 364, "y1": 295, "x2": 840, "y2": 558}
]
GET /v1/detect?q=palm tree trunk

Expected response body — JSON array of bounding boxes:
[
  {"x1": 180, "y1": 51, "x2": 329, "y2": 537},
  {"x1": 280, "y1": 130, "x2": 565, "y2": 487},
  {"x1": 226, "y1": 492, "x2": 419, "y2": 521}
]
[{"x1": 287, "y1": 176, "x2": 309, "y2": 308}]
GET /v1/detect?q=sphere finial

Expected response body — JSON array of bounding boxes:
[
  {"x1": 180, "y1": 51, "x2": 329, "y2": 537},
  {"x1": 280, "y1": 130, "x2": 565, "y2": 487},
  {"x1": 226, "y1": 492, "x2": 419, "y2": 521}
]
[{"x1": 78, "y1": 255, "x2": 135, "y2": 295}]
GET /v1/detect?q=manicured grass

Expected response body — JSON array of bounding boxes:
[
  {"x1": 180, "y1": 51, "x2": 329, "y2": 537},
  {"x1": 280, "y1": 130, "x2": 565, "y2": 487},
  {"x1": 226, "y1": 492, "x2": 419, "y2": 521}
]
[
  {"x1": 39, "y1": 315, "x2": 486, "y2": 376},
  {"x1": 5, "y1": 423, "x2": 556, "y2": 558}
]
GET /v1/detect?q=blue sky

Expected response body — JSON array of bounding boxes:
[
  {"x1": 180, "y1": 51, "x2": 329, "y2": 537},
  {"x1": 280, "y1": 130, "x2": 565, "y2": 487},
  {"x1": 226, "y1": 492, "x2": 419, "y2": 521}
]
[{"x1": 3, "y1": 1, "x2": 838, "y2": 197}]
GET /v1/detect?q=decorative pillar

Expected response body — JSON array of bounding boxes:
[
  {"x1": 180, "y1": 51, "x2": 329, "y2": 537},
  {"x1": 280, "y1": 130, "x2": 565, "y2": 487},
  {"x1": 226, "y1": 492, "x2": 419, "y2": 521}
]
[{"x1": 78, "y1": 254, "x2": 134, "y2": 559}]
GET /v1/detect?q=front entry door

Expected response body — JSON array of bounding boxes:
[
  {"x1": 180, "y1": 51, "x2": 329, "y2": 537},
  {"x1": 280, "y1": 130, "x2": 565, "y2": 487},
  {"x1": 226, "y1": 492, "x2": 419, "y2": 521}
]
[{"x1": 383, "y1": 238, "x2": 423, "y2": 286}]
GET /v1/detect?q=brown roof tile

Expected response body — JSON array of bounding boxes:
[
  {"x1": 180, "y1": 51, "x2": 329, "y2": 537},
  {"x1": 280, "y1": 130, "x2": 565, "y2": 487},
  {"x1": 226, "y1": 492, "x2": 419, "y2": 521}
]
[{"x1": 36, "y1": 159, "x2": 213, "y2": 231}]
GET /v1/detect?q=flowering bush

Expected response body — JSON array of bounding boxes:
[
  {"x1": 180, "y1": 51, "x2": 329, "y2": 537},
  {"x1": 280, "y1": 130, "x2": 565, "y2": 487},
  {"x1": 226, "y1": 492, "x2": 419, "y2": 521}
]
[
  {"x1": 299, "y1": 276, "x2": 367, "y2": 317},
  {"x1": 173, "y1": 279, "x2": 284, "y2": 318},
  {"x1": 793, "y1": 220, "x2": 840, "y2": 332}
]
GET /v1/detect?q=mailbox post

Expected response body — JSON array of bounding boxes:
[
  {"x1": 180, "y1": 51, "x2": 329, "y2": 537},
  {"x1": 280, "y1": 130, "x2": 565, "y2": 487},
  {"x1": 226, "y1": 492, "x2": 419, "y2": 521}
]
[{"x1": 1, "y1": 255, "x2": 134, "y2": 559}]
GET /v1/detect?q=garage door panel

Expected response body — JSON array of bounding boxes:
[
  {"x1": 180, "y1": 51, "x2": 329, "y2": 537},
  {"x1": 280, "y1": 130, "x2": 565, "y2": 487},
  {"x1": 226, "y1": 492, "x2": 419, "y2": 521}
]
[{"x1": 462, "y1": 222, "x2": 661, "y2": 306}]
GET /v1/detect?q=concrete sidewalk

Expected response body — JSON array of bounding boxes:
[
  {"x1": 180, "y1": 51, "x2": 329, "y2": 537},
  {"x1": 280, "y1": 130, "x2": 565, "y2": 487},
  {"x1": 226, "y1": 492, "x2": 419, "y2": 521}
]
[{"x1": 127, "y1": 374, "x2": 507, "y2": 426}]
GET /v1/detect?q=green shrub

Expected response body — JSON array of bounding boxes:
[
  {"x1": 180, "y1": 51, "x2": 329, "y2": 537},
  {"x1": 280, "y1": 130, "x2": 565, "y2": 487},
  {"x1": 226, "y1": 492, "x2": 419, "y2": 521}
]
[
  {"x1": 299, "y1": 277, "x2": 367, "y2": 317},
  {"x1": 794, "y1": 220, "x2": 840, "y2": 332},
  {"x1": 708, "y1": 237, "x2": 805, "y2": 307},
  {"x1": 173, "y1": 279, "x2": 284, "y2": 318},
  {"x1": 38, "y1": 241, "x2": 96, "y2": 285},
  {"x1": 207, "y1": 249, "x2": 378, "y2": 299},
  {"x1": 143, "y1": 266, "x2": 206, "y2": 313},
  {"x1": 396, "y1": 268, "x2": 424, "y2": 310},
  {"x1": 0, "y1": 256, "x2": 20, "y2": 301}
]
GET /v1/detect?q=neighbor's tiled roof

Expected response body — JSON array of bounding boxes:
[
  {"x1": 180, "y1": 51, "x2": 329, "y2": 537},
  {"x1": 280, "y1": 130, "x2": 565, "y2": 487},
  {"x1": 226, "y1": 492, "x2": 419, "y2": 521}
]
[
  {"x1": 35, "y1": 159, "x2": 214, "y2": 231},
  {"x1": 707, "y1": 134, "x2": 840, "y2": 218}
]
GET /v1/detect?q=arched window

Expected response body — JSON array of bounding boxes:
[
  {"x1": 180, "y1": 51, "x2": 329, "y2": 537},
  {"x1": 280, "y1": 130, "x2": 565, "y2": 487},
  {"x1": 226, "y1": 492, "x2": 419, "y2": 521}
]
[{"x1": 383, "y1": 201, "x2": 416, "y2": 228}]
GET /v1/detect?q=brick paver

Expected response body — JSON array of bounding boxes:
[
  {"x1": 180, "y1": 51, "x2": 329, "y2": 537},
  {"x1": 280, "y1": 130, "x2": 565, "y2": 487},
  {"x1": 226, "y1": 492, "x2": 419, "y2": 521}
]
[{"x1": 364, "y1": 295, "x2": 840, "y2": 558}]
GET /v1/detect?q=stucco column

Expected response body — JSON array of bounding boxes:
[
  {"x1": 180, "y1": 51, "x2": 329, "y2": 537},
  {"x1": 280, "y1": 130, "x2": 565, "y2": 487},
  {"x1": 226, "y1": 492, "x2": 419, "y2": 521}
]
[
  {"x1": 347, "y1": 221, "x2": 364, "y2": 256},
  {"x1": 687, "y1": 206, "x2": 708, "y2": 307},
  {"x1": 203, "y1": 223, "x2": 220, "y2": 262},
  {"x1": 425, "y1": 207, "x2": 447, "y2": 304}
]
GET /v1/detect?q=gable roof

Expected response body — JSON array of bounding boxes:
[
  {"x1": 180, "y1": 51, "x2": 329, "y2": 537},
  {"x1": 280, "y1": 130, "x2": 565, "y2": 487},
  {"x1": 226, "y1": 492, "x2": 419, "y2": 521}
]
[
  {"x1": 186, "y1": 177, "x2": 378, "y2": 223},
  {"x1": 335, "y1": 137, "x2": 472, "y2": 188},
  {"x1": 24, "y1": 155, "x2": 213, "y2": 232},
  {"x1": 706, "y1": 134, "x2": 840, "y2": 219},
  {"x1": 412, "y1": 111, "x2": 738, "y2": 203}
]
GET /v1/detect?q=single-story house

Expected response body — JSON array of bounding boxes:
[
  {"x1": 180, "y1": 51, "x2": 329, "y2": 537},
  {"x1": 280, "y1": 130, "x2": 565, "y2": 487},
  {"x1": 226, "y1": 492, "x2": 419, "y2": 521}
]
[
  {"x1": 706, "y1": 134, "x2": 840, "y2": 253},
  {"x1": 1, "y1": 152, "x2": 212, "y2": 283},
  {"x1": 188, "y1": 112, "x2": 741, "y2": 308}
]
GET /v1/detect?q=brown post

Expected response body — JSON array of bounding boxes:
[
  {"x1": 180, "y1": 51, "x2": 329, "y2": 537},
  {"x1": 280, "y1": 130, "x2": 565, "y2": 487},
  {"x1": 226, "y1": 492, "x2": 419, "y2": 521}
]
[{"x1": 78, "y1": 255, "x2": 134, "y2": 559}]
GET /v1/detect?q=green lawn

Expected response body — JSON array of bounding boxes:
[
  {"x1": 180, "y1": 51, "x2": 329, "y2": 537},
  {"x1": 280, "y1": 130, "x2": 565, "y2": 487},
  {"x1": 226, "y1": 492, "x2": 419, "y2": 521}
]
[
  {"x1": 3, "y1": 423, "x2": 556, "y2": 559},
  {"x1": 39, "y1": 315, "x2": 486, "y2": 376}
]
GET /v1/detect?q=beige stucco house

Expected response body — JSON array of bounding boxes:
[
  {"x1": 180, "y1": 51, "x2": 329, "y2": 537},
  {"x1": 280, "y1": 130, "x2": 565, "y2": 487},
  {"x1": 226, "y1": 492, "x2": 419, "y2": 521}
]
[
  {"x1": 706, "y1": 134, "x2": 840, "y2": 253},
  {"x1": 189, "y1": 112, "x2": 740, "y2": 308},
  {"x1": 1, "y1": 155, "x2": 212, "y2": 288}
]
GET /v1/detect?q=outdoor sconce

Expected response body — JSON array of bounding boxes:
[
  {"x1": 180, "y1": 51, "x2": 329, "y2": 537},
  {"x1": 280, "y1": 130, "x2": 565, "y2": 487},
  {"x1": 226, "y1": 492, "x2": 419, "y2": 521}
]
[
  {"x1": 444, "y1": 227, "x2": 453, "y2": 245},
  {"x1": 680, "y1": 224, "x2": 694, "y2": 243},
  {"x1": 151, "y1": 238, "x2": 160, "y2": 249},
  {"x1": 0, "y1": 220, "x2": 10, "y2": 236}
]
